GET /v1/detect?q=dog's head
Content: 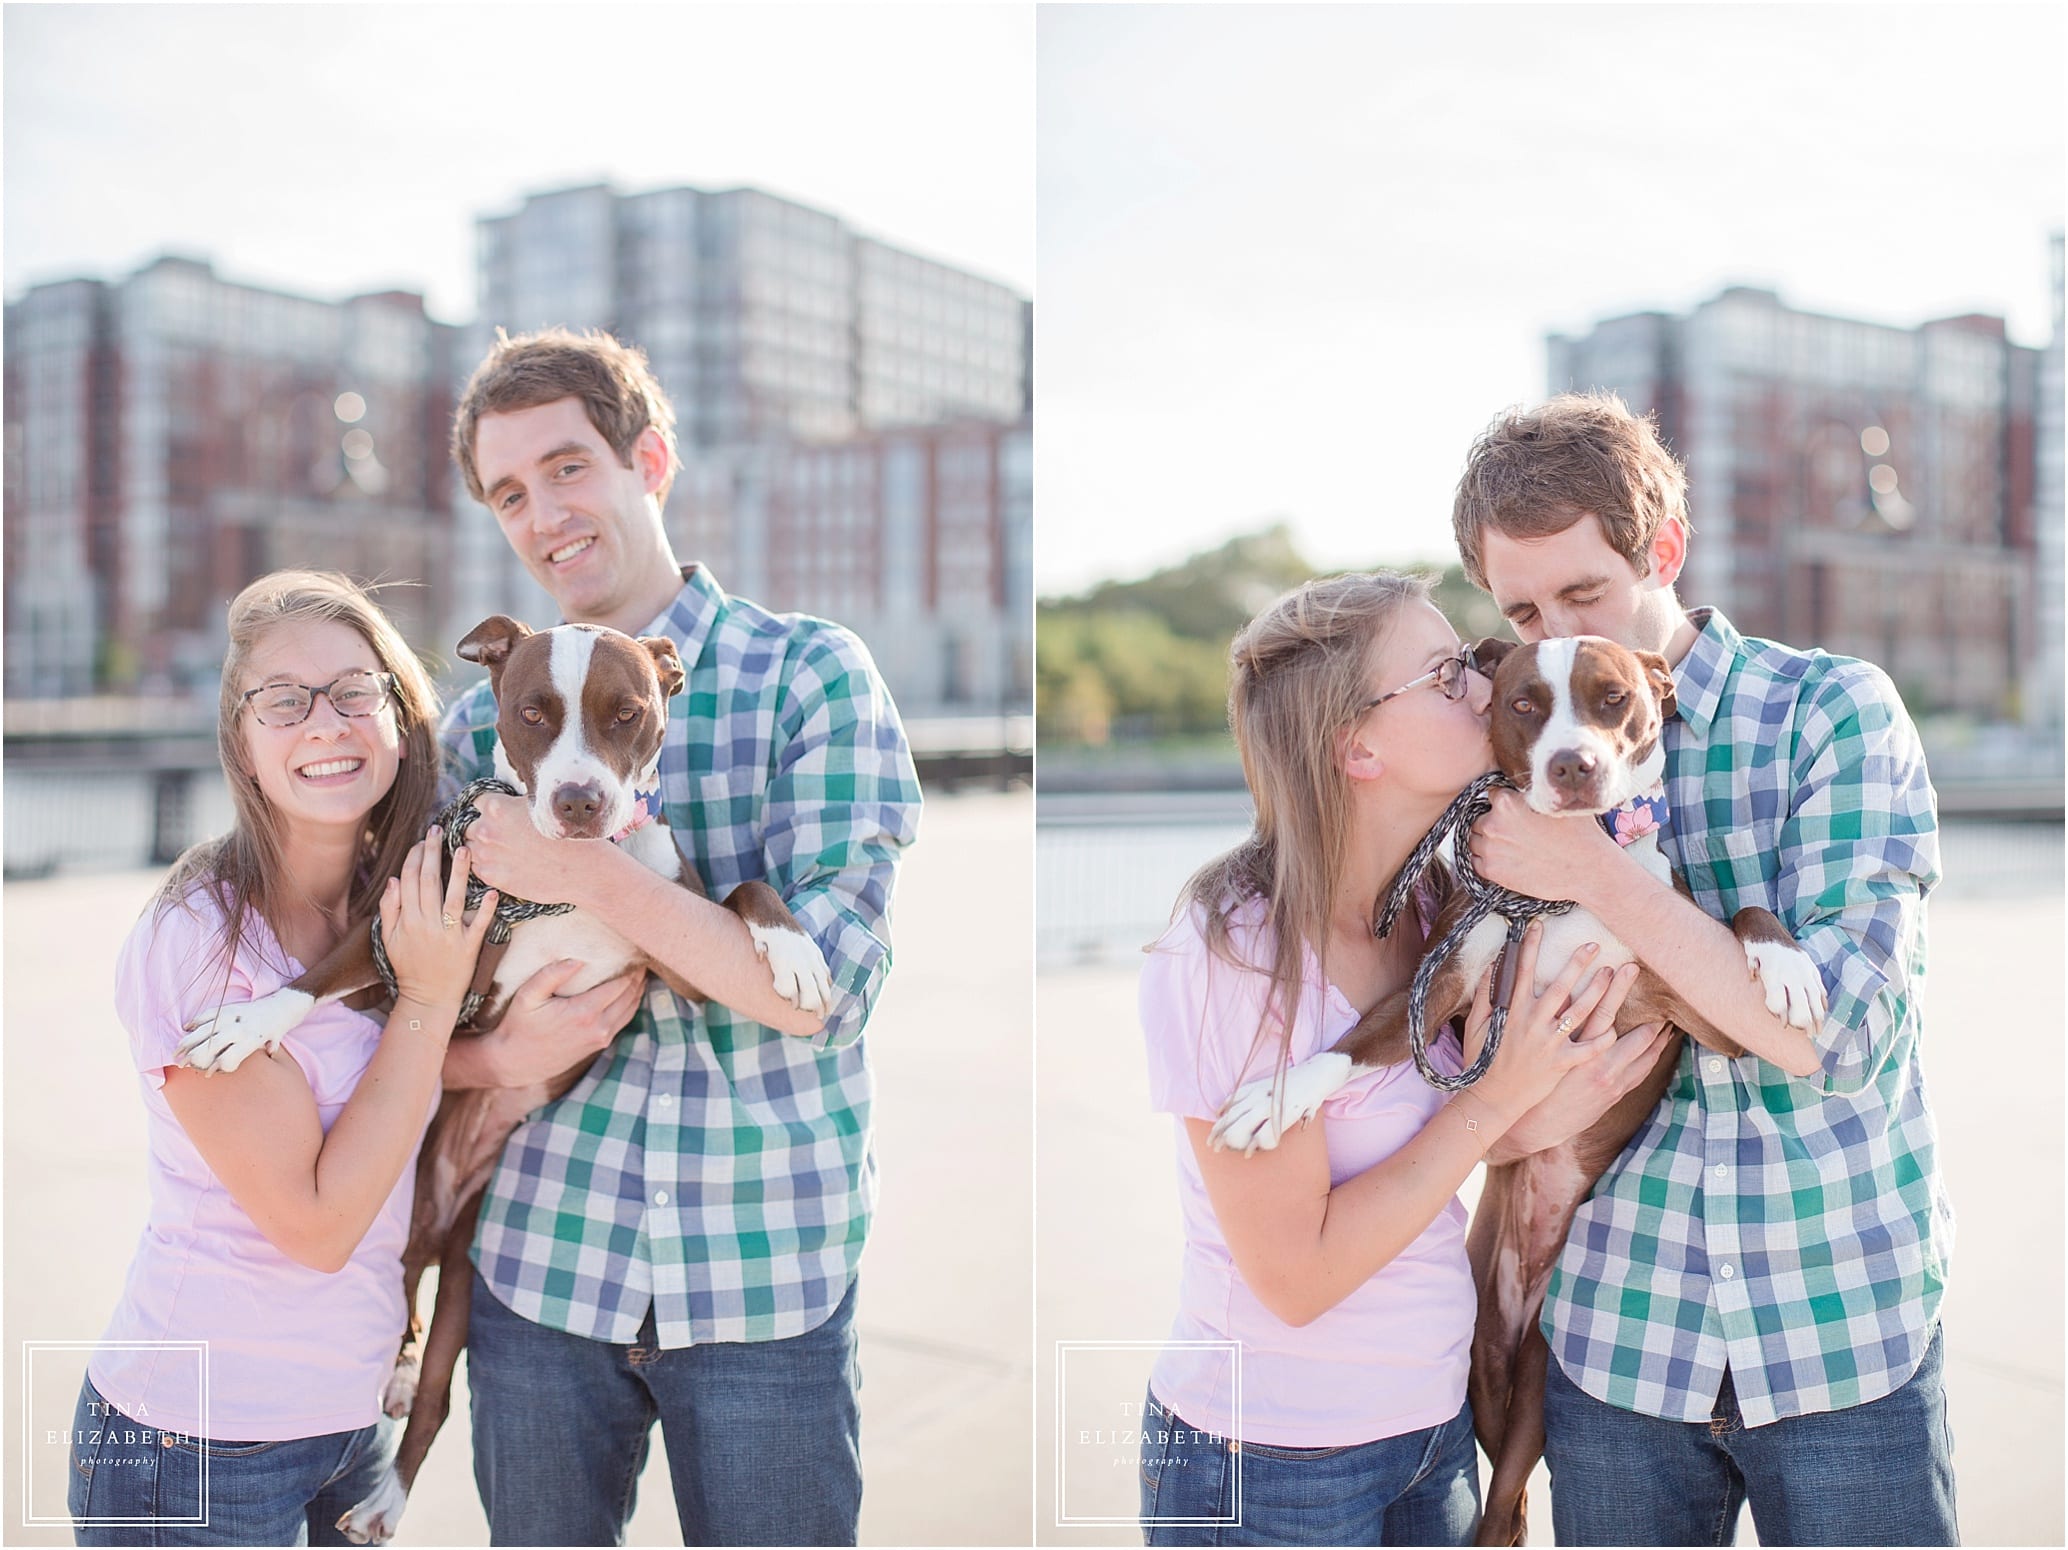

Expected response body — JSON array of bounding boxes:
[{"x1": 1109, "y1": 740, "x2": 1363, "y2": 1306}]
[
  {"x1": 456, "y1": 616, "x2": 686, "y2": 840},
  {"x1": 1467, "y1": 634, "x2": 1676, "y2": 816}
]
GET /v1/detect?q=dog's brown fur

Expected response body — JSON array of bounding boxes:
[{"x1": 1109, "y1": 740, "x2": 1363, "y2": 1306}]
[
  {"x1": 274, "y1": 616, "x2": 819, "y2": 1537},
  {"x1": 1327, "y1": 637, "x2": 1798, "y2": 1546}
]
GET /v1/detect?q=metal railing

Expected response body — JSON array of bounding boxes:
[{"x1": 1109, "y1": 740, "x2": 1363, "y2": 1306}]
[
  {"x1": 1035, "y1": 814, "x2": 2064, "y2": 968},
  {"x1": 4, "y1": 716, "x2": 1031, "y2": 879}
]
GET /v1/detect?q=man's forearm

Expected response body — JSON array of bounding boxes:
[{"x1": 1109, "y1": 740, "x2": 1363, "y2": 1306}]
[
  {"x1": 574, "y1": 845, "x2": 827, "y2": 1038},
  {"x1": 1579, "y1": 862, "x2": 1819, "y2": 1077}
]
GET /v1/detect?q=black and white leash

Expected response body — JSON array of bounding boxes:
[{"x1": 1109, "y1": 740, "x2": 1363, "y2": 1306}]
[
  {"x1": 369, "y1": 778, "x2": 575, "y2": 1027},
  {"x1": 1373, "y1": 771, "x2": 1577, "y2": 1093}
]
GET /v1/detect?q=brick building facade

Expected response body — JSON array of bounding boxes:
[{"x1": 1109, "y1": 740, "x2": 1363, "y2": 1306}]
[{"x1": 1550, "y1": 282, "x2": 2057, "y2": 723}]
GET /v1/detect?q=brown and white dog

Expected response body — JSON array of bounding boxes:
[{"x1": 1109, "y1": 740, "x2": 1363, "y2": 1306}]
[
  {"x1": 176, "y1": 615, "x2": 833, "y2": 1545},
  {"x1": 1208, "y1": 634, "x2": 1826, "y2": 1547}
]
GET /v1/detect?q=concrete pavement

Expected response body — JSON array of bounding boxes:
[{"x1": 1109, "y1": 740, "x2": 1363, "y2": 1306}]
[
  {"x1": 3, "y1": 789, "x2": 1033, "y2": 1547},
  {"x1": 1035, "y1": 894, "x2": 2065, "y2": 1546},
  {"x1": 8, "y1": 797, "x2": 2058, "y2": 1546}
]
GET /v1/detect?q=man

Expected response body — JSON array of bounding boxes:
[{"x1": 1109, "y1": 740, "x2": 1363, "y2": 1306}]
[
  {"x1": 1455, "y1": 393, "x2": 1954, "y2": 1546},
  {"x1": 437, "y1": 327, "x2": 921, "y2": 1545}
]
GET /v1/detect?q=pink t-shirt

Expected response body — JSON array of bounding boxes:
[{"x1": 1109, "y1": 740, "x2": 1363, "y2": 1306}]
[
  {"x1": 1140, "y1": 897, "x2": 1474, "y2": 1448},
  {"x1": 88, "y1": 888, "x2": 430, "y2": 1441}
]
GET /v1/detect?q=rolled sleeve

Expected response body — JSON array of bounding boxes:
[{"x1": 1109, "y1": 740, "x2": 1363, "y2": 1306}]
[
  {"x1": 765, "y1": 629, "x2": 922, "y2": 1051},
  {"x1": 1775, "y1": 663, "x2": 1940, "y2": 1095}
]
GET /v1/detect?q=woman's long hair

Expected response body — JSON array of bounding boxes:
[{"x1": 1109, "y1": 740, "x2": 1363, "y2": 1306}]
[
  {"x1": 156, "y1": 570, "x2": 443, "y2": 983},
  {"x1": 1171, "y1": 570, "x2": 1432, "y2": 1084}
]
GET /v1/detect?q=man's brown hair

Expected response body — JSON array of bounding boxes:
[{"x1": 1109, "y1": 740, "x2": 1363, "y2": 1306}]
[
  {"x1": 1451, "y1": 392, "x2": 1691, "y2": 590},
  {"x1": 451, "y1": 326, "x2": 680, "y2": 507}
]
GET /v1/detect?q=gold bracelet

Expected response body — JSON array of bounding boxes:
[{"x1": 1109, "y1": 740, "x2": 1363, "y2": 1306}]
[{"x1": 1448, "y1": 1091, "x2": 1495, "y2": 1150}]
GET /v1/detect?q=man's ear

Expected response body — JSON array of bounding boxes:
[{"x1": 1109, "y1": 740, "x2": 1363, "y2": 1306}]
[
  {"x1": 633, "y1": 425, "x2": 673, "y2": 504},
  {"x1": 1647, "y1": 516, "x2": 1689, "y2": 588}
]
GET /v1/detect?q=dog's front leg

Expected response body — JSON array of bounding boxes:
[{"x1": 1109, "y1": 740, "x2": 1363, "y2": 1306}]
[
  {"x1": 722, "y1": 881, "x2": 834, "y2": 1014},
  {"x1": 178, "y1": 922, "x2": 385, "y2": 1073},
  {"x1": 1209, "y1": 953, "x2": 1479, "y2": 1156}
]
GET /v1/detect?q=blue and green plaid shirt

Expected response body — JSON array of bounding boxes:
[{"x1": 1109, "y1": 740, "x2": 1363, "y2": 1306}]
[
  {"x1": 438, "y1": 565, "x2": 921, "y2": 1347},
  {"x1": 1542, "y1": 608, "x2": 1951, "y2": 1427}
]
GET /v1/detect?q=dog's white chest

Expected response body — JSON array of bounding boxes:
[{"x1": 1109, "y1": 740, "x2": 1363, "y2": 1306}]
[
  {"x1": 474, "y1": 819, "x2": 686, "y2": 1023},
  {"x1": 1454, "y1": 906, "x2": 1635, "y2": 997},
  {"x1": 1452, "y1": 831, "x2": 1670, "y2": 994}
]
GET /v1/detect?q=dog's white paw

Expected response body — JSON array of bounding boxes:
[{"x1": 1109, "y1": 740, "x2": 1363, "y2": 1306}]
[
  {"x1": 749, "y1": 923, "x2": 834, "y2": 1016},
  {"x1": 379, "y1": 1355, "x2": 419, "y2": 1419},
  {"x1": 1745, "y1": 941, "x2": 1828, "y2": 1030},
  {"x1": 336, "y1": 1464, "x2": 407, "y2": 1545},
  {"x1": 176, "y1": 989, "x2": 315, "y2": 1074},
  {"x1": 1209, "y1": 1052, "x2": 1356, "y2": 1156}
]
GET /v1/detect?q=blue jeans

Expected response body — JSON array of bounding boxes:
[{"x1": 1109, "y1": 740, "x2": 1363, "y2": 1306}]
[
  {"x1": 1138, "y1": 1387, "x2": 1480, "y2": 1546},
  {"x1": 467, "y1": 1268, "x2": 862, "y2": 1546},
  {"x1": 1542, "y1": 1323, "x2": 1958, "y2": 1546},
  {"x1": 68, "y1": 1375, "x2": 398, "y2": 1547}
]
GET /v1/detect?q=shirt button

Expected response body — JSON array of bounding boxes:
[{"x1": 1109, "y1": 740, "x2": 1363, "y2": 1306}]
[
  {"x1": 1719, "y1": 1263, "x2": 1735, "y2": 1280},
  {"x1": 1714, "y1": 1164, "x2": 1728, "y2": 1179},
  {"x1": 1706, "y1": 1058, "x2": 1725, "y2": 1076},
  {"x1": 657, "y1": 1094, "x2": 673, "y2": 1108},
  {"x1": 653, "y1": 1190, "x2": 669, "y2": 1206}
]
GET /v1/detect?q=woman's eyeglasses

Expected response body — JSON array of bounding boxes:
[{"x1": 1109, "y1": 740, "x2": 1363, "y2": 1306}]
[
  {"x1": 240, "y1": 670, "x2": 397, "y2": 728},
  {"x1": 1360, "y1": 647, "x2": 1477, "y2": 714}
]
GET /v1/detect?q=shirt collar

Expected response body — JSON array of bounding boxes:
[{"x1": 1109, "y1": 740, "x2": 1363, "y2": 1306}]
[
  {"x1": 1671, "y1": 606, "x2": 1741, "y2": 739},
  {"x1": 634, "y1": 563, "x2": 727, "y2": 666}
]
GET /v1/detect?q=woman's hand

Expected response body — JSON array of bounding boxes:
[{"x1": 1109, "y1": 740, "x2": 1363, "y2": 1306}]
[
  {"x1": 377, "y1": 827, "x2": 497, "y2": 1024},
  {"x1": 1464, "y1": 922, "x2": 1635, "y2": 1127},
  {"x1": 164, "y1": 825, "x2": 494, "y2": 1274},
  {"x1": 1486, "y1": 1021, "x2": 1674, "y2": 1162},
  {"x1": 445, "y1": 962, "x2": 646, "y2": 1089}
]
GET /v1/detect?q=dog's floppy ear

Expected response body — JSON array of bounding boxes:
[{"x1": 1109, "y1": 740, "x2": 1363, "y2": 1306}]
[
  {"x1": 641, "y1": 636, "x2": 686, "y2": 699},
  {"x1": 1635, "y1": 649, "x2": 1678, "y2": 719},
  {"x1": 457, "y1": 615, "x2": 532, "y2": 671},
  {"x1": 1468, "y1": 637, "x2": 1517, "y2": 677}
]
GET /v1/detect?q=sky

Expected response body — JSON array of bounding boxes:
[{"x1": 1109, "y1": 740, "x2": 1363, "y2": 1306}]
[
  {"x1": 3, "y1": 4, "x2": 1035, "y2": 317},
  {"x1": 1037, "y1": 4, "x2": 2066, "y2": 595}
]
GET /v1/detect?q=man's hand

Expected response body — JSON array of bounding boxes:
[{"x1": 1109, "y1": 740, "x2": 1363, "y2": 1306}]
[
  {"x1": 463, "y1": 793, "x2": 613, "y2": 909},
  {"x1": 445, "y1": 961, "x2": 645, "y2": 1089},
  {"x1": 1470, "y1": 789, "x2": 1626, "y2": 905},
  {"x1": 1485, "y1": 1021, "x2": 1675, "y2": 1162},
  {"x1": 465, "y1": 794, "x2": 829, "y2": 1042}
]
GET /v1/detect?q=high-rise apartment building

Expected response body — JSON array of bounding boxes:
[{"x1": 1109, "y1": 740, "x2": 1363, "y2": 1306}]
[
  {"x1": 2037, "y1": 235, "x2": 2065, "y2": 731},
  {"x1": 4, "y1": 255, "x2": 460, "y2": 696},
  {"x1": 674, "y1": 417, "x2": 1032, "y2": 711},
  {"x1": 5, "y1": 184, "x2": 1032, "y2": 715},
  {"x1": 467, "y1": 182, "x2": 1033, "y2": 714},
  {"x1": 1550, "y1": 282, "x2": 2054, "y2": 722},
  {"x1": 476, "y1": 183, "x2": 1027, "y2": 450}
]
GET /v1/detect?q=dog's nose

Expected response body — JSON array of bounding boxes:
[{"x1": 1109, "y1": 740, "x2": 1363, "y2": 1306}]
[
  {"x1": 552, "y1": 783, "x2": 604, "y2": 826},
  {"x1": 1547, "y1": 749, "x2": 1598, "y2": 790}
]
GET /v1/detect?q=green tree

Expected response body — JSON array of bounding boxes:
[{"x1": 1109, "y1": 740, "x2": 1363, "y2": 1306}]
[{"x1": 1037, "y1": 524, "x2": 1507, "y2": 747}]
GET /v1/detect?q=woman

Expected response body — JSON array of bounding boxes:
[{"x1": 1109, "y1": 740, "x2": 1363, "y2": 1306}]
[
  {"x1": 70, "y1": 571, "x2": 498, "y2": 1546},
  {"x1": 1138, "y1": 572, "x2": 1668, "y2": 1546}
]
